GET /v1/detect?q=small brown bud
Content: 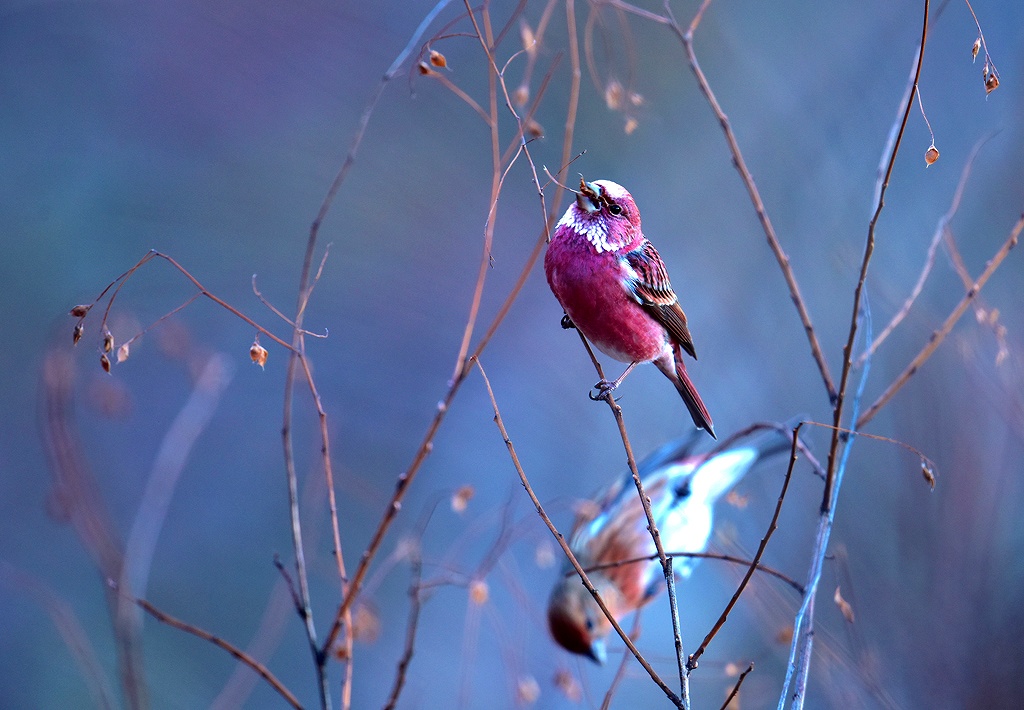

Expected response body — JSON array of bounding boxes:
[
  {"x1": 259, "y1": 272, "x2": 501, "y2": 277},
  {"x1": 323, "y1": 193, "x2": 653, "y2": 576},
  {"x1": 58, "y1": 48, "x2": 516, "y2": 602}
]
[
  {"x1": 972, "y1": 37, "x2": 981, "y2": 62},
  {"x1": 624, "y1": 117, "x2": 639, "y2": 135},
  {"x1": 924, "y1": 145, "x2": 940, "y2": 166},
  {"x1": 629, "y1": 92, "x2": 644, "y2": 107},
  {"x1": 417, "y1": 61, "x2": 437, "y2": 77},
  {"x1": 102, "y1": 329, "x2": 114, "y2": 353},
  {"x1": 513, "y1": 84, "x2": 529, "y2": 107},
  {"x1": 69, "y1": 304, "x2": 91, "y2": 318},
  {"x1": 116, "y1": 342, "x2": 130, "y2": 363},
  {"x1": 100, "y1": 353, "x2": 111, "y2": 373},
  {"x1": 921, "y1": 461, "x2": 936, "y2": 490},
  {"x1": 526, "y1": 118, "x2": 543, "y2": 138},
  {"x1": 250, "y1": 341, "x2": 268, "y2": 369},
  {"x1": 985, "y1": 71, "x2": 999, "y2": 94},
  {"x1": 73, "y1": 323, "x2": 84, "y2": 346},
  {"x1": 429, "y1": 50, "x2": 446, "y2": 68}
]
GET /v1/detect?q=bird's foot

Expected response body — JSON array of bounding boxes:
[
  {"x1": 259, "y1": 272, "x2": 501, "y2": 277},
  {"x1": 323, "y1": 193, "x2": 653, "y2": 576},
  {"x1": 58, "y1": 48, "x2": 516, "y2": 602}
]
[
  {"x1": 588, "y1": 379, "x2": 620, "y2": 402},
  {"x1": 560, "y1": 314, "x2": 576, "y2": 330}
]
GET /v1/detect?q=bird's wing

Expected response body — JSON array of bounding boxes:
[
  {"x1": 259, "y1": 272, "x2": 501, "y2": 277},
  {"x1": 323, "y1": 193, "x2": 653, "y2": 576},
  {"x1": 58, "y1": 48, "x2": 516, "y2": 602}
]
[{"x1": 623, "y1": 241, "x2": 697, "y2": 359}]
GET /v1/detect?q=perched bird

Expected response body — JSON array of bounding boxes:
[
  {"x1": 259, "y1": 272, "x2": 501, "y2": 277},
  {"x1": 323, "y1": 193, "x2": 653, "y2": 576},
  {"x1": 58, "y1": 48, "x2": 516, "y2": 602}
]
[
  {"x1": 545, "y1": 178, "x2": 715, "y2": 438},
  {"x1": 547, "y1": 429, "x2": 789, "y2": 663}
]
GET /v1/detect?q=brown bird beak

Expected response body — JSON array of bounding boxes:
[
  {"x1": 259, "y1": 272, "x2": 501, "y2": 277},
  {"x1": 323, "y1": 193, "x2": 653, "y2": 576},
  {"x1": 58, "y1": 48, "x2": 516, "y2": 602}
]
[{"x1": 576, "y1": 178, "x2": 601, "y2": 213}]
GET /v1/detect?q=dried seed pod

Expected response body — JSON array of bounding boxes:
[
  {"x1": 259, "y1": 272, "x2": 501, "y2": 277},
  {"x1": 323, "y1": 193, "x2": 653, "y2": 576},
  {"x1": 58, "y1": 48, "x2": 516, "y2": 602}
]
[
  {"x1": 526, "y1": 118, "x2": 543, "y2": 138},
  {"x1": 624, "y1": 117, "x2": 639, "y2": 135},
  {"x1": 429, "y1": 49, "x2": 446, "y2": 68},
  {"x1": 985, "y1": 71, "x2": 999, "y2": 94},
  {"x1": 69, "y1": 304, "x2": 91, "y2": 317},
  {"x1": 100, "y1": 353, "x2": 111, "y2": 373},
  {"x1": 924, "y1": 145, "x2": 940, "y2": 166},
  {"x1": 417, "y1": 61, "x2": 437, "y2": 77},
  {"x1": 921, "y1": 461, "x2": 936, "y2": 490},
  {"x1": 73, "y1": 323, "x2": 84, "y2": 346},
  {"x1": 972, "y1": 37, "x2": 981, "y2": 62},
  {"x1": 116, "y1": 342, "x2": 130, "y2": 363},
  {"x1": 102, "y1": 329, "x2": 114, "y2": 353},
  {"x1": 250, "y1": 341, "x2": 268, "y2": 369}
]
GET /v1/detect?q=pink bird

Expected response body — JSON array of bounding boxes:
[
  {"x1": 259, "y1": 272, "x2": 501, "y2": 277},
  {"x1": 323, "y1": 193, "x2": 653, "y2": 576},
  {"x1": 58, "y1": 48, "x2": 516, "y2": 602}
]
[
  {"x1": 547, "y1": 429, "x2": 788, "y2": 663},
  {"x1": 544, "y1": 178, "x2": 714, "y2": 438}
]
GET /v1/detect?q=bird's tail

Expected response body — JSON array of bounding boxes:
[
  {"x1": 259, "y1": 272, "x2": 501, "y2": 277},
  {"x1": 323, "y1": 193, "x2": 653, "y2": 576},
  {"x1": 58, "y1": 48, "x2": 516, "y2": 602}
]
[{"x1": 658, "y1": 346, "x2": 715, "y2": 439}]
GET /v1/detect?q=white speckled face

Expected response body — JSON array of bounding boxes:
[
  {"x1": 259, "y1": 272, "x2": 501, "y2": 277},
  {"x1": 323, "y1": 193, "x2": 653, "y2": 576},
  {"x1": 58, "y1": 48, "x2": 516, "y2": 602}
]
[{"x1": 556, "y1": 205, "x2": 614, "y2": 253}]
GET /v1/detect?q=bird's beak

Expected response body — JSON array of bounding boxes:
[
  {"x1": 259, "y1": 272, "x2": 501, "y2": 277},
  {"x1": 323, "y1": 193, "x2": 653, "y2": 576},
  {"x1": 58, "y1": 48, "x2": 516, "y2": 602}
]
[
  {"x1": 586, "y1": 638, "x2": 607, "y2": 665},
  {"x1": 576, "y1": 179, "x2": 601, "y2": 213}
]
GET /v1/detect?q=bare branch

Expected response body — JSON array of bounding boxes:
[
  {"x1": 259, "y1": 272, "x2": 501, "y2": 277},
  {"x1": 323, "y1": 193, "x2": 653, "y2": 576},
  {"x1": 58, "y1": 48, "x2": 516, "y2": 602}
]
[
  {"x1": 473, "y1": 357, "x2": 683, "y2": 707},
  {"x1": 136, "y1": 598, "x2": 303, "y2": 710},
  {"x1": 688, "y1": 424, "x2": 800, "y2": 667},
  {"x1": 857, "y1": 214, "x2": 1022, "y2": 428}
]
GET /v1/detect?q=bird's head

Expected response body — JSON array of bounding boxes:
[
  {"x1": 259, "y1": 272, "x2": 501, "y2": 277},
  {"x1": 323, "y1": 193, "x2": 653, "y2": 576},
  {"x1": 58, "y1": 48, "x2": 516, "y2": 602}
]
[
  {"x1": 557, "y1": 178, "x2": 642, "y2": 253},
  {"x1": 547, "y1": 573, "x2": 615, "y2": 664}
]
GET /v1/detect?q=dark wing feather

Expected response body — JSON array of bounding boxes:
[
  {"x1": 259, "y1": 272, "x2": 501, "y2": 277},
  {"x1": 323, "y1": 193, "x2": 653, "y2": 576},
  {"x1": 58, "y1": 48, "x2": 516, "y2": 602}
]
[{"x1": 624, "y1": 241, "x2": 697, "y2": 360}]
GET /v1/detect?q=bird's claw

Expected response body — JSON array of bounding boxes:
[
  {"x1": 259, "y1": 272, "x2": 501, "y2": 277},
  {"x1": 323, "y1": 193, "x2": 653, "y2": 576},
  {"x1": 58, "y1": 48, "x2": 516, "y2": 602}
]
[
  {"x1": 560, "y1": 314, "x2": 576, "y2": 330},
  {"x1": 589, "y1": 379, "x2": 620, "y2": 402}
]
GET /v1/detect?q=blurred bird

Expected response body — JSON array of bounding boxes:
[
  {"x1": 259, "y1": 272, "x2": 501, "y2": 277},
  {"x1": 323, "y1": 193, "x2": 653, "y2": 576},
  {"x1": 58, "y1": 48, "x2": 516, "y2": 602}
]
[
  {"x1": 544, "y1": 178, "x2": 715, "y2": 438},
  {"x1": 547, "y1": 428, "x2": 789, "y2": 663}
]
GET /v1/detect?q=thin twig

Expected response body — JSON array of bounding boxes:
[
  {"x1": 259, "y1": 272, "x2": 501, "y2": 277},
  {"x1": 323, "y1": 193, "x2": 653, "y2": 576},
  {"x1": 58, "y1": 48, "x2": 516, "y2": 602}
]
[
  {"x1": 251, "y1": 274, "x2": 327, "y2": 338},
  {"x1": 136, "y1": 598, "x2": 303, "y2": 709},
  {"x1": 857, "y1": 214, "x2": 1023, "y2": 428},
  {"x1": 822, "y1": 0, "x2": 930, "y2": 514},
  {"x1": 473, "y1": 357, "x2": 682, "y2": 707},
  {"x1": 382, "y1": 547, "x2": 424, "y2": 710},
  {"x1": 600, "y1": 612, "x2": 642, "y2": 710},
  {"x1": 83, "y1": 250, "x2": 295, "y2": 352},
  {"x1": 688, "y1": 424, "x2": 800, "y2": 668},
  {"x1": 450, "y1": 0, "x2": 503, "y2": 384},
  {"x1": 858, "y1": 134, "x2": 996, "y2": 364},
  {"x1": 719, "y1": 663, "x2": 754, "y2": 710},
  {"x1": 575, "y1": 331, "x2": 689, "y2": 707},
  {"x1": 321, "y1": 0, "x2": 580, "y2": 656},
  {"x1": 781, "y1": 299, "x2": 875, "y2": 710},
  {"x1": 673, "y1": 0, "x2": 837, "y2": 403},
  {"x1": 287, "y1": 5, "x2": 457, "y2": 705},
  {"x1": 581, "y1": 550, "x2": 804, "y2": 594}
]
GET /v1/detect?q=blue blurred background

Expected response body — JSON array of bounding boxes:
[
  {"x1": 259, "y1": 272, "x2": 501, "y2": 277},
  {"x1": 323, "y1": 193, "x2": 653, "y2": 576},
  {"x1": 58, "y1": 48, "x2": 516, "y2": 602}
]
[{"x1": 2, "y1": 1, "x2": 1024, "y2": 707}]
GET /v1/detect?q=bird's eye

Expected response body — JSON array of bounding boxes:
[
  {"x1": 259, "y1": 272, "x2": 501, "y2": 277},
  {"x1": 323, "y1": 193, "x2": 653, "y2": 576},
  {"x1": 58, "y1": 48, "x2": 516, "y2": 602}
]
[
  {"x1": 607, "y1": 203, "x2": 623, "y2": 216},
  {"x1": 585, "y1": 617, "x2": 596, "y2": 631}
]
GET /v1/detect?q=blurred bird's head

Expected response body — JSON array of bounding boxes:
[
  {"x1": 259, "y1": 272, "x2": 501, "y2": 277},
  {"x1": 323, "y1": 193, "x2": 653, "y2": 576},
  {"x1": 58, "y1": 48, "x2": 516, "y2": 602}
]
[{"x1": 547, "y1": 573, "x2": 619, "y2": 664}]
